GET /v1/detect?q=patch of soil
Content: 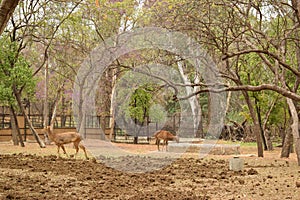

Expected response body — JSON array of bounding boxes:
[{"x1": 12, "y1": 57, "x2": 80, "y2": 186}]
[{"x1": 0, "y1": 151, "x2": 299, "y2": 200}]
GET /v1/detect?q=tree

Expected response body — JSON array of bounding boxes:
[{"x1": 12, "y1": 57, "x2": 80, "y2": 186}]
[
  {"x1": 1, "y1": 0, "x2": 84, "y2": 147},
  {"x1": 137, "y1": 0, "x2": 300, "y2": 162},
  {"x1": 177, "y1": 60, "x2": 204, "y2": 138},
  {"x1": 0, "y1": 36, "x2": 41, "y2": 146},
  {"x1": 0, "y1": 0, "x2": 20, "y2": 35},
  {"x1": 220, "y1": 0, "x2": 300, "y2": 163}
]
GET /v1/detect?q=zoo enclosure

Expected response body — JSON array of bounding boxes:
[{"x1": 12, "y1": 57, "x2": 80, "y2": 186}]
[
  {"x1": 1, "y1": 102, "x2": 277, "y2": 143},
  {"x1": 0, "y1": 111, "x2": 185, "y2": 143}
]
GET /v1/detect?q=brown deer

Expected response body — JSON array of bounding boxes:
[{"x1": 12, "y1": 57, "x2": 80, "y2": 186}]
[
  {"x1": 44, "y1": 126, "x2": 88, "y2": 159},
  {"x1": 154, "y1": 130, "x2": 179, "y2": 151}
]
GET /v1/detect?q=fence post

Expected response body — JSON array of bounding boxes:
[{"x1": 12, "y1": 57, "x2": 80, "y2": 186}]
[
  {"x1": 23, "y1": 113, "x2": 26, "y2": 141},
  {"x1": 173, "y1": 115, "x2": 175, "y2": 133},
  {"x1": 84, "y1": 113, "x2": 86, "y2": 139},
  {"x1": 147, "y1": 117, "x2": 150, "y2": 142},
  {"x1": 113, "y1": 121, "x2": 117, "y2": 141}
]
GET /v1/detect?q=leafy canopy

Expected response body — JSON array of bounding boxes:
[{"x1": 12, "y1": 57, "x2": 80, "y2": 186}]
[{"x1": 0, "y1": 36, "x2": 36, "y2": 105}]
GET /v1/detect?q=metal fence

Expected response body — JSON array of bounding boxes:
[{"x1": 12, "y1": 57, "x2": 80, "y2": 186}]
[
  {"x1": 1, "y1": 112, "x2": 199, "y2": 143},
  {"x1": 0, "y1": 114, "x2": 11, "y2": 129},
  {"x1": 0, "y1": 114, "x2": 77, "y2": 130}
]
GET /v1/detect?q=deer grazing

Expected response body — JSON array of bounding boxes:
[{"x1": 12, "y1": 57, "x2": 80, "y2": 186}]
[
  {"x1": 154, "y1": 130, "x2": 179, "y2": 151},
  {"x1": 44, "y1": 126, "x2": 88, "y2": 159}
]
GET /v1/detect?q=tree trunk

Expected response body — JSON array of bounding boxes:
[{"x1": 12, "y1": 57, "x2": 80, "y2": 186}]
[
  {"x1": 262, "y1": 98, "x2": 277, "y2": 151},
  {"x1": 295, "y1": 138, "x2": 300, "y2": 166},
  {"x1": 225, "y1": 88, "x2": 231, "y2": 115},
  {"x1": 13, "y1": 86, "x2": 45, "y2": 148},
  {"x1": 43, "y1": 59, "x2": 50, "y2": 144},
  {"x1": 253, "y1": 122, "x2": 264, "y2": 157},
  {"x1": 10, "y1": 106, "x2": 24, "y2": 147},
  {"x1": 281, "y1": 131, "x2": 293, "y2": 157},
  {"x1": 10, "y1": 106, "x2": 19, "y2": 145},
  {"x1": 243, "y1": 91, "x2": 264, "y2": 157},
  {"x1": 0, "y1": 0, "x2": 20, "y2": 35},
  {"x1": 264, "y1": 128, "x2": 273, "y2": 151},
  {"x1": 280, "y1": 126, "x2": 285, "y2": 147},
  {"x1": 291, "y1": 0, "x2": 300, "y2": 166},
  {"x1": 178, "y1": 61, "x2": 203, "y2": 138},
  {"x1": 254, "y1": 96, "x2": 268, "y2": 150},
  {"x1": 284, "y1": 98, "x2": 300, "y2": 165},
  {"x1": 49, "y1": 82, "x2": 65, "y2": 132},
  {"x1": 109, "y1": 68, "x2": 116, "y2": 140}
]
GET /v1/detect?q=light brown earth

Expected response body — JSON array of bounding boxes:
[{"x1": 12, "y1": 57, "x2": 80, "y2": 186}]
[{"x1": 0, "y1": 141, "x2": 299, "y2": 200}]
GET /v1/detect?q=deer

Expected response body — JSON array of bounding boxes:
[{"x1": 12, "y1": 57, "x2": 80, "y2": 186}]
[
  {"x1": 43, "y1": 126, "x2": 88, "y2": 159},
  {"x1": 154, "y1": 130, "x2": 179, "y2": 151}
]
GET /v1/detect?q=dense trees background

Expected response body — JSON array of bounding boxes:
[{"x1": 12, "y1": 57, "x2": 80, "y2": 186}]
[{"x1": 1, "y1": 0, "x2": 300, "y2": 164}]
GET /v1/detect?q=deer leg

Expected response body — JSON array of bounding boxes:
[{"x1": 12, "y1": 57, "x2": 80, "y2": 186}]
[
  {"x1": 61, "y1": 145, "x2": 69, "y2": 157},
  {"x1": 166, "y1": 140, "x2": 169, "y2": 151},
  {"x1": 165, "y1": 140, "x2": 168, "y2": 151},
  {"x1": 164, "y1": 140, "x2": 167, "y2": 151},
  {"x1": 57, "y1": 145, "x2": 61, "y2": 158},
  {"x1": 157, "y1": 139, "x2": 160, "y2": 151},
  {"x1": 73, "y1": 142, "x2": 80, "y2": 159},
  {"x1": 72, "y1": 140, "x2": 81, "y2": 158},
  {"x1": 161, "y1": 140, "x2": 165, "y2": 151},
  {"x1": 79, "y1": 144, "x2": 89, "y2": 160}
]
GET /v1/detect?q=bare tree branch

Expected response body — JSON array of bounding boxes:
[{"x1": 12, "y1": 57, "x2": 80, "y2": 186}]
[
  {"x1": 179, "y1": 84, "x2": 300, "y2": 101},
  {"x1": 33, "y1": 0, "x2": 84, "y2": 76},
  {"x1": 222, "y1": 49, "x2": 300, "y2": 77}
]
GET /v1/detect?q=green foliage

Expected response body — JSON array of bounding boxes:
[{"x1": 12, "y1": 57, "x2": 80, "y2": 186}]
[
  {"x1": 2, "y1": 0, "x2": 298, "y2": 133},
  {"x1": 149, "y1": 104, "x2": 167, "y2": 123},
  {"x1": 226, "y1": 110, "x2": 248, "y2": 124},
  {"x1": 165, "y1": 97, "x2": 180, "y2": 114},
  {"x1": 127, "y1": 83, "x2": 180, "y2": 124},
  {"x1": 268, "y1": 98, "x2": 287, "y2": 125},
  {"x1": 128, "y1": 86, "x2": 152, "y2": 123},
  {"x1": 0, "y1": 36, "x2": 36, "y2": 105}
]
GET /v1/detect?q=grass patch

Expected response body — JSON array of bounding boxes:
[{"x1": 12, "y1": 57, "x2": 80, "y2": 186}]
[{"x1": 217, "y1": 140, "x2": 257, "y2": 147}]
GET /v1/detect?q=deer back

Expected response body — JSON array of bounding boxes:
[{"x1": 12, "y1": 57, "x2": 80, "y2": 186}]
[
  {"x1": 156, "y1": 130, "x2": 178, "y2": 141},
  {"x1": 44, "y1": 126, "x2": 81, "y2": 144},
  {"x1": 54, "y1": 132, "x2": 81, "y2": 144}
]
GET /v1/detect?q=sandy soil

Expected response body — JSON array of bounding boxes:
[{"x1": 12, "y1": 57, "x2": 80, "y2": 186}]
[{"x1": 0, "y1": 141, "x2": 299, "y2": 200}]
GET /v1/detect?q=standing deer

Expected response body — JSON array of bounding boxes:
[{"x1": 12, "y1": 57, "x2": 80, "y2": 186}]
[
  {"x1": 44, "y1": 126, "x2": 88, "y2": 159},
  {"x1": 154, "y1": 130, "x2": 179, "y2": 151}
]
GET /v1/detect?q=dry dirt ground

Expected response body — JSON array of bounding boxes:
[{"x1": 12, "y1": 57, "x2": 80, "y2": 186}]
[{"x1": 0, "y1": 141, "x2": 299, "y2": 200}]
